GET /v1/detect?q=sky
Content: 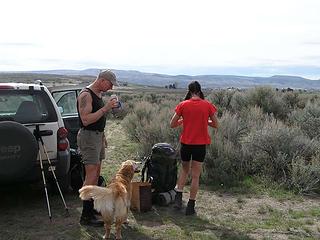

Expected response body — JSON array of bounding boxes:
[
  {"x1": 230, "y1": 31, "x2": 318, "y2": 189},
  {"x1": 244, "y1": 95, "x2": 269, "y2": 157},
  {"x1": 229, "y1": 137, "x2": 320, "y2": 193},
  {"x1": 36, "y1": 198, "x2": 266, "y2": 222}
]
[{"x1": 0, "y1": 0, "x2": 320, "y2": 79}]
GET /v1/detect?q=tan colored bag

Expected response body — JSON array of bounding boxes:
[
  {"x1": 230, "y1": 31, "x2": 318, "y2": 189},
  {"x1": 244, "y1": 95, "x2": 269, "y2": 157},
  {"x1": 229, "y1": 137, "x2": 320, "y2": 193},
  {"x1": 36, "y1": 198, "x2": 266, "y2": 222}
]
[{"x1": 130, "y1": 182, "x2": 152, "y2": 212}]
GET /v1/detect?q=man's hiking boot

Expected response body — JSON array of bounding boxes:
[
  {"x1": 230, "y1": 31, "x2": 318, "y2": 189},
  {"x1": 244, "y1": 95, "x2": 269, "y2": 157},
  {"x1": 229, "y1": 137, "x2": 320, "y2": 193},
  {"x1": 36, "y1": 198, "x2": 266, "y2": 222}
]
[
  {"x1": 80, "y1": 214, "x2": 104, "y2": 227},
  {"x1": 80, "y1": 200, "x2": 104, "y2": 227},
  {"x1": 173, "y1": 191, "x2": 183, "y2": 210},
  {"x1": 185, "y1": 199, "x2": 196, "y2": 216},
  {"x1": 93, "y1": 209, "x2": 102, "y2": 217}
]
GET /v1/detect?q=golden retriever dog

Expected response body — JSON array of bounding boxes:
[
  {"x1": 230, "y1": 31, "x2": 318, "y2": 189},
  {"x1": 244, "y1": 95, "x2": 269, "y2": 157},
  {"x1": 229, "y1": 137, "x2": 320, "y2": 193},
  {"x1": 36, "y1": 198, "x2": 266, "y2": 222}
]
[{"x1": 79, "y1": 160, "x2": 140, "y2": 239}]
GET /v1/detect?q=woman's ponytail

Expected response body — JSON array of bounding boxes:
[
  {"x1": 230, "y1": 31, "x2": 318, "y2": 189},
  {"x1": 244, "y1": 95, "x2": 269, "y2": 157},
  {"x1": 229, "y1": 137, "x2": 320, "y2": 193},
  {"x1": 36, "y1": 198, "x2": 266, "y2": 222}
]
[{"x1": 184, "y1": 91, "x2": 192, "y2": 100}]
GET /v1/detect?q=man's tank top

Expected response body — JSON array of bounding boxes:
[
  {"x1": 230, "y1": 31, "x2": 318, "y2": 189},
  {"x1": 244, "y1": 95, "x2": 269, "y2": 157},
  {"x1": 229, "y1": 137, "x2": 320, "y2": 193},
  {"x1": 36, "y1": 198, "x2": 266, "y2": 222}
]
[{"x1": 77, "y1": 88, "x2": 106, "y2": 132}]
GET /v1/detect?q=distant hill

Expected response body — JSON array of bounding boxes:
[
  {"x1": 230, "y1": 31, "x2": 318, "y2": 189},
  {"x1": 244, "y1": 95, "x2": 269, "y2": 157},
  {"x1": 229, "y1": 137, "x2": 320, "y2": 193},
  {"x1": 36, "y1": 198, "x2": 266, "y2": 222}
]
[{"x1": 1, "y1": 68, "x2": 320, "y2": 89}]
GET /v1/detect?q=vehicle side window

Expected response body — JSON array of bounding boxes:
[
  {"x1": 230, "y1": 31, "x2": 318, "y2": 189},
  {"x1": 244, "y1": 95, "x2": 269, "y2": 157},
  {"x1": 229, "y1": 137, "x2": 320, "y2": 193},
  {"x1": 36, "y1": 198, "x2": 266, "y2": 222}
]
[{"x1": 53, "y1": 91, "x2": 78, "y2": 117}]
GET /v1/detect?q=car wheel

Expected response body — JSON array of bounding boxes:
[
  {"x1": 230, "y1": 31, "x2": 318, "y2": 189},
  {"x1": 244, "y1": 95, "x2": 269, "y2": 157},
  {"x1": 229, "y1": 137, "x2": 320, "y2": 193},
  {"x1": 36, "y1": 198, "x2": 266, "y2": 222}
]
[
  {"x1": 48, "y1": 173, "x2": 71, "y2": 194},
  {"x1": 70, "y1": 163, "x2": 84, "y2": 192},
  {"x1": 0, "y1": 121, "x2": 38, "y2": 181},
  {"x1": 58, "y1": 173, "x2": 71, "y2": 193}
]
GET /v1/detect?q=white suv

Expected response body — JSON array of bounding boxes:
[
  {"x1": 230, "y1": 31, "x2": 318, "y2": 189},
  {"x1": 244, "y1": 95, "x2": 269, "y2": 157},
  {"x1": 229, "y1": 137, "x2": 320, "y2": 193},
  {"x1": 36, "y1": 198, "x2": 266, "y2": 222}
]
[{"x1": 0, "y1": 82, "x2": 70, "y2": 190}]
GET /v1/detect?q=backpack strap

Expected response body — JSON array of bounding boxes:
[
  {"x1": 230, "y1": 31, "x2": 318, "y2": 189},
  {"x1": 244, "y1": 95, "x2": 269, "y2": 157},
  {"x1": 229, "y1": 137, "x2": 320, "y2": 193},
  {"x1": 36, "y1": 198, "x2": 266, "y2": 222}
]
[{"x1": 141, "y1": 155, "x2": 151, "y2": 182}]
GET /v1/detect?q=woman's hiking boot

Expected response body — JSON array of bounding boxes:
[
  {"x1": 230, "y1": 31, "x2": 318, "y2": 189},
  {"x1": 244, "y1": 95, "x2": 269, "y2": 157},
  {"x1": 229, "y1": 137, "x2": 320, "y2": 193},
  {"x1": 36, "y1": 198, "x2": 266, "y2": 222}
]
[
  {"x1": 185, "y1": 199, "x2": 196, "y2": 216},
  {"x1": 173, "y1": 191, "x2": 183, "y2": 210}
]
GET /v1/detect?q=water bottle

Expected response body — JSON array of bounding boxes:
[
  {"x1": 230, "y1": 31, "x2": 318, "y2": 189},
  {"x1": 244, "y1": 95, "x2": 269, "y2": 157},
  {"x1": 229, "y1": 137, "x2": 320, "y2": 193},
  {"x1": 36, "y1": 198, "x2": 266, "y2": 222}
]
[
  {"x1": 110, "y1": 94, "x2": 121, "y2": 108},
  {"x1": 110, "y1": 94, "x2": 122, "y2": 114}
]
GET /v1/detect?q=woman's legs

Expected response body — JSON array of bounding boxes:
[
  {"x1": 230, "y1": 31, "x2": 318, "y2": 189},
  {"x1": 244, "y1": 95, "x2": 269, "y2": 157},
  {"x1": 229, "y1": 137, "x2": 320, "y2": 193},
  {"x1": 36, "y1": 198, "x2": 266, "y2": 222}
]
[
  {"x1": 189, "y1": 160, "x2": 203, "y2": 200},
  {"x1": 177, "y1": 159, "x2": 203, "y2": 196},
  {"x1": 176, "y1": 160, "x2": 191, "y2": 191},
  {"x1": 174, "y1": 161, "x2": 190, "y2": 209},
  {"x1": 175, "y1": 144, "x2": 205, "y2": 214},
  {"x1": 185, "y1": 160, "x2": 202, "y2": 215}
]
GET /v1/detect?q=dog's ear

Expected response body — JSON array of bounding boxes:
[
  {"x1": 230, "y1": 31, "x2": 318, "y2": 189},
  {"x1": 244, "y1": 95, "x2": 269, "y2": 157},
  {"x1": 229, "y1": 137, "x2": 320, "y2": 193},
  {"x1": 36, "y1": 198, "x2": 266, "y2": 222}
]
[{"x1": 120, "y1": 163, "x2": 134, "y2": 178}]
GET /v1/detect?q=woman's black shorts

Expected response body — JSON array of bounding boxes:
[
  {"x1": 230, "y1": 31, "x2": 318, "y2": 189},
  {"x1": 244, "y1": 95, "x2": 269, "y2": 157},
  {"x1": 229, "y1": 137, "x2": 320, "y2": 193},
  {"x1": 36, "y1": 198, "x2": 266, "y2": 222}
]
[{"x1": 180, "y1": 143, "x2": 206, "y2": 162}]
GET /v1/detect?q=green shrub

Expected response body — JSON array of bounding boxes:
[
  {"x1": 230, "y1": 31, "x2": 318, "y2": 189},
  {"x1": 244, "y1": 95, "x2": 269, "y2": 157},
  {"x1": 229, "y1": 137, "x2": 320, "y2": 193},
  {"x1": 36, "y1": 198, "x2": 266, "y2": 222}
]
[
  {"x1": 230, "y1": 91, "x2": 250, "y2": 113},
  {"x1": 238, "y1": 106, "x2": 270, "y2": 132},
  {"x1": 204, "y1": 112, "x2": 248, "y2": 185},
  {"x1": 203, "y1": 107, "x2": 277, "y2": 185},
  {"x1": 242, "y1": 120, "x2": 320, "y2": 184},
  {"x1": 289, "y1": 102, "x2": 320, "y2": 140},
  {"x1": 207, "y1": 90, "x2": 235, "y2": 116},
  {"x1": 282, "y1": 91, "x2": 301, "y2": 110},
  {"x1": 290, "y1": 154, "x2": 320, "y2": 194},
  {"x1": 122, "y1": 101, "x2": 179, "y2": 156},
  {"x1": 246, "y1": 87, "x2": 288, "y2": 120}
]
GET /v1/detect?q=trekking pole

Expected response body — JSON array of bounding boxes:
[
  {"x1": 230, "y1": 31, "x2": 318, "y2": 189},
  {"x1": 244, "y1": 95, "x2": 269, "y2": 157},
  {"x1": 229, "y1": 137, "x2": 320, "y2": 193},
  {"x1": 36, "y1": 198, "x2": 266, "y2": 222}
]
[
  {"x1": 38, "y1": 144, "x2": 52, "y2": 221},
  {"x1": 39, "y1": 136, "x2": 69, "y2": 215},
  {"x1": 34, "y1": 125, "x2": 69, "y2": 215}
]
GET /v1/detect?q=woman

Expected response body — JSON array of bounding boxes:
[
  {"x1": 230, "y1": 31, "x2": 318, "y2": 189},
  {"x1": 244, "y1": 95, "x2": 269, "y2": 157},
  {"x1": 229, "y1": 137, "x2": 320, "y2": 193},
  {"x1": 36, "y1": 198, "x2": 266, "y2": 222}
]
[{"x1": 170, "y1": 81, "x2": 218, "y2": 215}]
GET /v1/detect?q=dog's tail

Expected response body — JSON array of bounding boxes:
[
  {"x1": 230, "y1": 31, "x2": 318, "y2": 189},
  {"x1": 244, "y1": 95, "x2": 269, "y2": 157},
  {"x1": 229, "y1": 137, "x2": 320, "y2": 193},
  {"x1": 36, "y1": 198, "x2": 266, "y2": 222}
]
[
  {"x1": 79, "y1": 185, "x2": 114, "y2": 213},
  {"x1": 79, "y1": 185, "x2": 111, "y2": 200}
]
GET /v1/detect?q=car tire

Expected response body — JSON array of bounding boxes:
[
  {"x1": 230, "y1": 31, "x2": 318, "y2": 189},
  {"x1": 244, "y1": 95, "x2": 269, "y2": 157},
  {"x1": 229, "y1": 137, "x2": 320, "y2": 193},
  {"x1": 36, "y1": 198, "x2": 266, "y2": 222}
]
[
  {"x1": 68, "y1": 149, "x2": 106, "y2": 193},
  {"x1": 58, "y1": 173, "x2": 71, "y2": 193},
  {"x1": 70, "y1": 166, "x2": 106, "y2": 192},
  {"x1": 48, "y1": 173, "x2": 71, "y2": 194},
  {"x1": 69, "y1": 149, "x2": 84, "y2": 192},
  {"x1": 0, "y1": 121, "x2": 38, "y2": 181},
  {"x1": 70, "y1": 163, "x2": 84, "y2": 192}
]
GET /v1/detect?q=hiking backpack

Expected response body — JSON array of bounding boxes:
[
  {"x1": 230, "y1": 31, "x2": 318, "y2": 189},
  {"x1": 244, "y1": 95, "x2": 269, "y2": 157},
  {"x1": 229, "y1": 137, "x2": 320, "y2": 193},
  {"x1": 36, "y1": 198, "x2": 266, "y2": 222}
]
[{"x1": 141, "y1": 143, "x2": 178, "y2": 201}]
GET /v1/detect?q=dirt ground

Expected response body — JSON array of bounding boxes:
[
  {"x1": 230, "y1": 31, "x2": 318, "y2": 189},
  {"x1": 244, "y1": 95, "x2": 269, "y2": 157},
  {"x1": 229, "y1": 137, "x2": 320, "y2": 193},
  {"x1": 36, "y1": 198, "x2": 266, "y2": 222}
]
[
  {"x1": 196, "y1": 189, "x2": 320, "y2": 239},
  {"x1": 1, "y1": 178, "x2": 319, "y2": 240}
]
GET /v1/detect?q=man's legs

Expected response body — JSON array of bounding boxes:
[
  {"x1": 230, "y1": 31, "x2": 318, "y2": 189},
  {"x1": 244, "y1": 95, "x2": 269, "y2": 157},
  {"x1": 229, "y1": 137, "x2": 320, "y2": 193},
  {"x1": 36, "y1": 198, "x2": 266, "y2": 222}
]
[
  {"x1": 84, "y1": 163, "x2": 101, "y2": 186},
  {"x1": 78, "y1": 129, "x2": 105, "y2": 226},
  {"x1": 80, "y1": 163, "x2": 103, "y2": 226}
]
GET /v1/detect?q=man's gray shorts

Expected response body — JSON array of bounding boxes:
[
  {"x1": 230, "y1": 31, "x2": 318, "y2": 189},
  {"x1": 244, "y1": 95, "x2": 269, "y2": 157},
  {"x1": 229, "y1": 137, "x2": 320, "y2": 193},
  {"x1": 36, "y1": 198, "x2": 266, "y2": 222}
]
[{"x1": 77, "y1": 128, "x2": 105, "y2": 165}]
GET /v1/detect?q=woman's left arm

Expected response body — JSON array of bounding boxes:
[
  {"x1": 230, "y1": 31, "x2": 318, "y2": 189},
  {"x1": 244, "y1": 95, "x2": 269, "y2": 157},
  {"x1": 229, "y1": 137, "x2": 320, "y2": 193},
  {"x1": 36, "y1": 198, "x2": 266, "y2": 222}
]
[
  {"x1": 170, "y1": 113, "x2": 183, "y2": 128},
  {"x1": 208, "y1": 114, "x2": 218, "y2": 128}
]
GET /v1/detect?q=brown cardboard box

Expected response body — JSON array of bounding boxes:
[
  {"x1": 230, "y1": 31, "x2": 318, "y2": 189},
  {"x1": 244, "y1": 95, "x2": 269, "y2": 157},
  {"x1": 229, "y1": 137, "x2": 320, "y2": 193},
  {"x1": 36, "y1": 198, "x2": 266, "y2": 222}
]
[{"x1": 130, "y1": 182, "x2": 152, "y2": 212}]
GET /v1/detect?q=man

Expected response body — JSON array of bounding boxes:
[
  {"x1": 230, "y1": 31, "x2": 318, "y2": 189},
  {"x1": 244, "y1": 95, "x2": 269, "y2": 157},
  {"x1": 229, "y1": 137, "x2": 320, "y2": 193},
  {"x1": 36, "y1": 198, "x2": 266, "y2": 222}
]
[{"x1": 77, "y1": 69, "x2": 119, "y2": 226}]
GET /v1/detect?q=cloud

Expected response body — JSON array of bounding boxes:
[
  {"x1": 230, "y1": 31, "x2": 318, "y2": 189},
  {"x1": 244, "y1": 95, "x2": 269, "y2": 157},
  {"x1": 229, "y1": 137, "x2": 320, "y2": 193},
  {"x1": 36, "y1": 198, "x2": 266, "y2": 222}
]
[
  {"x1": 0, "y1": 42, "x2": 39, "y2": 47},
  {"x1": 302, "y1": 55, "x2": 320, "y2": 61},
  {"x1": 302, "y1": 42, "x2": 320, "y2": 46}
]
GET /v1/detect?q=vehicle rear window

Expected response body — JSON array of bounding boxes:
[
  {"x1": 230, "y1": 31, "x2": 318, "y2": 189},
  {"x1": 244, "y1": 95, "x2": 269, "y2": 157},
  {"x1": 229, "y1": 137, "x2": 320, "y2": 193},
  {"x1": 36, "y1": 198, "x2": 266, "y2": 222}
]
[{"x1": 0, "y1": 89, "x2": 58, "y2": 123}]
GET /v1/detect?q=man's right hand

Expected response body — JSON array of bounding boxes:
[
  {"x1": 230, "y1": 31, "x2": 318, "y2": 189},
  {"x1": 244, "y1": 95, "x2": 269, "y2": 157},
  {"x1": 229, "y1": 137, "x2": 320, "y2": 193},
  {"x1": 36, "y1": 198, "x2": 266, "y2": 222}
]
[{"x1": 105, "y1": 97, "x2": 119, "y2": 110}]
